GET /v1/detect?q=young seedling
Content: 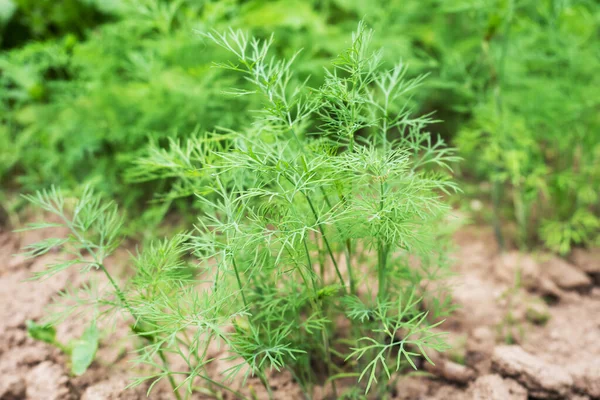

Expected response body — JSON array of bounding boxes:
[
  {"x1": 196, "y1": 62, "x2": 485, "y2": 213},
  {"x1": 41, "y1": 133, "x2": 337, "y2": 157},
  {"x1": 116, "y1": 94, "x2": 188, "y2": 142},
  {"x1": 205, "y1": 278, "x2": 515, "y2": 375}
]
[
  {"x1": 19, "y1": 187, "x2": 184, "y2": 398},
  {"x1": 27, "y1": 319, "x2": 99, "y2": 376},
  {"x1": 23, "y1": 23, "x2": 458, "y2": 399}
]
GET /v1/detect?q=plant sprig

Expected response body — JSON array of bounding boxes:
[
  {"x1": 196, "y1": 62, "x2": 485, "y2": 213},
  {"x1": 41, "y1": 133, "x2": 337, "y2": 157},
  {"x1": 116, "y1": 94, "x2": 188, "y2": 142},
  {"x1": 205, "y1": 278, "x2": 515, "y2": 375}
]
[{"x1": 23, "y1": 23, "x2": 458, "y2": 399}]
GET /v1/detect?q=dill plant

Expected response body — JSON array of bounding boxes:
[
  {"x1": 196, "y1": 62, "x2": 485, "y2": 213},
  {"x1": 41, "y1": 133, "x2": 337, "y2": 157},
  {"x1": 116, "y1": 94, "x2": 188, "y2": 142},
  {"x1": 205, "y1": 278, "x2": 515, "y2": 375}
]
[
  {"x1": 23, "y1": 24, "x2": 458, "y2": 399},
  {"x1": 0, "y1": 1, "x2": 251, "y2": 225},
  {"x1": 454, "y1": 1, "x2": 600, "y2": 253}
]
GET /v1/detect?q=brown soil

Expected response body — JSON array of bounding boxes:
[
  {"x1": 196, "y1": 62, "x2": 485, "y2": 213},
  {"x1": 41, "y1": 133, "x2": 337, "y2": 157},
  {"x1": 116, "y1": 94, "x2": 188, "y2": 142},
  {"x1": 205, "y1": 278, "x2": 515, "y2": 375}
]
[{"x1": 1, "y1": 224, "x2": 599, "y2": 400}]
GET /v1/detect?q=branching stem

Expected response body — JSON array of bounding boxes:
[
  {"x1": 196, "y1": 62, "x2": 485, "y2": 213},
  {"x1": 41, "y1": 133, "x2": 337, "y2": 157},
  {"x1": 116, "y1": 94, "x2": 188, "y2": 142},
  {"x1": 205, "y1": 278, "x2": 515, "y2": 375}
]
[
  {"x1": 305, "y1": 195, "x2": 345, "y2": 290},
  {"x1": 98, "y1": 264, "x2": 182, "y2": 400}
]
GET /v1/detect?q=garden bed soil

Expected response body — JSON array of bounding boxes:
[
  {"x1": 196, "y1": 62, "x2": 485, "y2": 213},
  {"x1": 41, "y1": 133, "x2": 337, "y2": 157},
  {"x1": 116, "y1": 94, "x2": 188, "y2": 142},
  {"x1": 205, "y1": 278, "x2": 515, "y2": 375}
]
[{"x1": 1, "y1": 224, "x2": 599, "y2": 399}]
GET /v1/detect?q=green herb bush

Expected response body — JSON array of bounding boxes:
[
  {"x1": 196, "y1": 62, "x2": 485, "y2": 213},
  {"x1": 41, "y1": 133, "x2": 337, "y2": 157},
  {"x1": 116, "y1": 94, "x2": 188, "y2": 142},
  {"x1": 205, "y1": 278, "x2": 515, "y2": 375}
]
[
  {"x1": 4, "y1": 0, "x2": 599, "y2": 252},
  {"x1": 0, "y1": 1, "x2": 251, "y2": 223},
  {"x1": 22, "y1": 24, "x2": 458, "y2": 399},
  {"x1": 0, "y1": 0, "x2": 108, "y2": 49},
  {"x1": 2, "y1": 0, "x2": 414, "y2": 225},
  {"x1": 0, "y1": 0, "x2": 476, "y2": 225},
  {"x1": 452, "y1": 1, "x2": 600, "y2": 253}
]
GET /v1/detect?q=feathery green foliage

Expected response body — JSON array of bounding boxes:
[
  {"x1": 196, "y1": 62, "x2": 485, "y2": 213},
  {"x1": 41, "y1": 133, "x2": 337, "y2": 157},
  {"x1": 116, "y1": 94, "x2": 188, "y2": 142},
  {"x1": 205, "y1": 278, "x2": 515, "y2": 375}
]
[
  {"x1": 3, "y1": 1, "x2": 599, "y2": 254},
  {"x1": 22, "y1": 25, "x2": 457, "y2": 398},
  {"x1": 453, "y1": 1, "x2": 600, "y2": 253}
]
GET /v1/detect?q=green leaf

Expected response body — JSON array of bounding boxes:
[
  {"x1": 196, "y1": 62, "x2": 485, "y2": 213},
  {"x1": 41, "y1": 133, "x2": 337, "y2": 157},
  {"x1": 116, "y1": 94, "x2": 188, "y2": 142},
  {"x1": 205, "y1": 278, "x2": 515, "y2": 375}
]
[
  {"x1": 26, "y1": 320, "x2": 57, "y2": 345},
  {"x1": 0, "y1": 0, "x2": 16, "y2": 25},
  {"x1": 71, "y1": 322, "x2": 99, "y2": 376}
]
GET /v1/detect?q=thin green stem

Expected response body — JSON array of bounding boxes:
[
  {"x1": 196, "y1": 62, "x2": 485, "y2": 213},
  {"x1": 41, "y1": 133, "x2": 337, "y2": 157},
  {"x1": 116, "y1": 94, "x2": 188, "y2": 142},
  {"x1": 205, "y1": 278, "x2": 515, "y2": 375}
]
[
  {"x1": 377, "y1": 179, "x2": 389, "y2": 300},
  {"x1": 345, "y1": 239, "x2": 356, "y2": 295},
  {"x1": 488, "y1": 0, "x2": 514, "y2": 252},
  {"x1": 193, "y1": 375, "x2": 251, "y2": 400},
  {"x1": 286, "y1": 128, "x2": 347, "y2": 290},
  {"x1": 231, "y1": 257, "x2": 248, "y2": 308},
  {"x1": 284, "y1": 366, "x2": 312, "y2": 400},
  {"x1": 58, "y1": 215, "x2": 181, "y2": 398},
  {"x1": 492, "y1": 178, "x2": 505, "y2": 251},
  {"x1": 258, "y1": 372, "x2": 274, "y2": 400},
  {"x1": 316, "y1": 237, "x2": 326, "y2": 282},
  {"x1": 284, "y1": 177, "x2": 345, "y2": 290},
  {"x1": 320, "y1": 187, "x2": 356, "y2": 295},
  {"x1": 300, "y1": 237, "x2": 337, "y2": 398},
  {"x1": 51, "y1": 340, "x2": 71, "y2": 355},
  {"x1": 306, "y1": 195, "x2": 345, "y2": 289},
  {"x1": 377, "y1": 244, "x2": 389, "y2": 300},
  {"x1": 382, "y1": 101, "x2": 388, "y2": 151},
  {"x1": 157, "y1": 351, "x2": 181, "y2": 400},
  {"x1": 99, "y1": 264, "x2": 136, "y2": 317},
  {"x1": 513, "y1": 186, "x2": 528, "y2": 250},
  {"x1": 301, "y1": 238, "x2": 318, "y2": 293},
  {"x1": 98, "y1": 264, "x2": 182, "y2": 400}
]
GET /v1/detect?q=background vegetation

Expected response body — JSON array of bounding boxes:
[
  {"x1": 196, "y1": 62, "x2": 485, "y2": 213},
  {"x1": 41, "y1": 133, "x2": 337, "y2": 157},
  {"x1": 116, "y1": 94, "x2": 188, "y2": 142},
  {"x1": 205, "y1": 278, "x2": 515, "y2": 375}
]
[
  {"x1": 2, "y1": 1, "x2": 599, "y2": 398},
  {"x1": 1, "y1": 0, "x2": 599, "y2": 251}
]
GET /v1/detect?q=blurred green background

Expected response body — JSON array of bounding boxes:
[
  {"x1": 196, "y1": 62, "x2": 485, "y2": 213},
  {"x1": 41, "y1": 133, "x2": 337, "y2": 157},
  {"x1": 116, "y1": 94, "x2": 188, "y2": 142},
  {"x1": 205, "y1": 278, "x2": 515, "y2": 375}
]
[{"x1": 1, "y1": 0, "x2": 599, "y2": 253}]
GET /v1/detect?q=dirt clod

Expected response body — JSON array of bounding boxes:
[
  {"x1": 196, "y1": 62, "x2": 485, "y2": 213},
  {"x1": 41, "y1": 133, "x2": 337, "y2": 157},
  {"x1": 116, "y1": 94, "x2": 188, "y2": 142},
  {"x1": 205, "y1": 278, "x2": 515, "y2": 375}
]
[
  {"x1": 81, "y1": 377, "x2": 148, "y2": 400},
  {"x1": 493, "y1": 252, "x2": 540, "y2": 290},
  {"x1": 569, "y1": 360, "x2": 600, "y2": 398},
  {"x1": 469, "y1": 374, "x2": 527, "y2": 400},
  {"x1": 0, "y1": 345, "x2": 52, "y2": 371},
  {"x1": 466, "y1": 327, "x2": 495, "y2": 374},
  {"x1": 0, "y1": 374, "x2": 26, "y2": 400},
  {"x1": 448, "y1": 274, "x2": 504, "y2": 327},
  {"x1": 25, "y1": 361, "x2": 75, "y2": 400},
  {"x1": 425, "y1": 352, "x2": 476, "y2": 384},
  {"x1": 570, "y1": 248, "x2": 600, "y2": 274},
  {"x1": 1, "y1": 226, "x2": 599, "y2": 399},
  {"x1": 542, "y1": 256, "x2": 592, "y2": 291},
  {"x1": 492, "y1": 345, "x2": 573, "y2": 399}
]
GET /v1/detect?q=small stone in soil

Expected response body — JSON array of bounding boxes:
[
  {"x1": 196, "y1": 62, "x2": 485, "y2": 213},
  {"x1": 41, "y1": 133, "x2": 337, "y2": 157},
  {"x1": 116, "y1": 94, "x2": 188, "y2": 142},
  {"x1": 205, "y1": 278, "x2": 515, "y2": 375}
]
[
  {"x1": 469, "y1": 374, "x2": 527, "y2": 400},
  {"x1": 569, "y1": 360, "x2": 600, "y2": 399},
  {"x1": 570, "y1": 248, "x2": 600, "y2": 274},
  {"x1": 542, "y1": 256, "x2": 592, "y2": 291},
  {"x1": 492, "y1": 345, "x2": 573, "y2": 399},
  {"x1": 25, "y1": 361, "x2": 74, "y2": 400},
  {"x1": 0, "y1": 374, "x2": 26, "y2": 400}
]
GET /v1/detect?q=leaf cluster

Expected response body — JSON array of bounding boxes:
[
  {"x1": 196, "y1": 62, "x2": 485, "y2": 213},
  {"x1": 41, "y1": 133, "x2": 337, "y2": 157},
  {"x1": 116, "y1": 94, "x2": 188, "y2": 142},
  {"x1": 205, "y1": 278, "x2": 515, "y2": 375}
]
[
  {"x1": 22, "y1": 24, "x2": 458, "y2": 399},
  {"x1": 452, "y1": 1, "x2": 600, "y2": 253}
]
